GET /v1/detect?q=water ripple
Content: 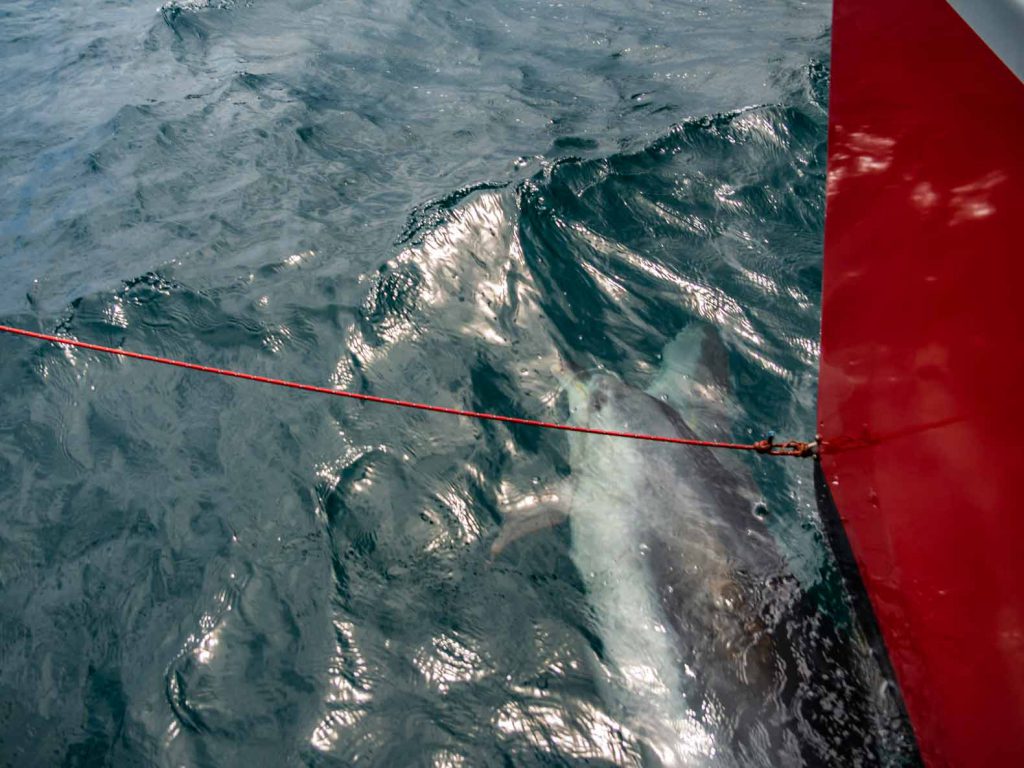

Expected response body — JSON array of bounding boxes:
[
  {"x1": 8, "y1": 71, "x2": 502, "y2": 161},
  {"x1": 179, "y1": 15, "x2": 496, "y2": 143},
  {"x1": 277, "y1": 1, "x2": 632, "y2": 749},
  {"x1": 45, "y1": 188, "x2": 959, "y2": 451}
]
[{"x1": 0, "y1": 1, "x2": 920, "y2": 765}]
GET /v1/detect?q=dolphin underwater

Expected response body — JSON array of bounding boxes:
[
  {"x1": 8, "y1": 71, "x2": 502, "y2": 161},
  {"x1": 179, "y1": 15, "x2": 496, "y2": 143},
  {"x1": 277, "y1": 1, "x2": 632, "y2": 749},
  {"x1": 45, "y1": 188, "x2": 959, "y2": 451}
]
[{"x1": 495, "y1": 330, "x2": 883, "y2": 767}]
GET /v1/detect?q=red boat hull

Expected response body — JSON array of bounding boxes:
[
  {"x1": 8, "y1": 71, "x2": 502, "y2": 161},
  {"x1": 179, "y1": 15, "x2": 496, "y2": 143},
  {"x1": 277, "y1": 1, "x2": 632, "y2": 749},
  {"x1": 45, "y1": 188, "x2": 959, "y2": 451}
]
[{"x1": 818, "y1": 1, "x2": 1024, "y2": 765}]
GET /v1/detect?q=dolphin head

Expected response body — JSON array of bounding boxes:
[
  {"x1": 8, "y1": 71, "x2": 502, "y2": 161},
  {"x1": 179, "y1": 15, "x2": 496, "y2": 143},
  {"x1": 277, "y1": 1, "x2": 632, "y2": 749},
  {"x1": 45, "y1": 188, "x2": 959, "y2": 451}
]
[
  {"x1": 560, "y1": 366, "x2": 673, "y2": 439},
  {"x1": 559, "y1": 367, "x2": 616, "y2": 424}
]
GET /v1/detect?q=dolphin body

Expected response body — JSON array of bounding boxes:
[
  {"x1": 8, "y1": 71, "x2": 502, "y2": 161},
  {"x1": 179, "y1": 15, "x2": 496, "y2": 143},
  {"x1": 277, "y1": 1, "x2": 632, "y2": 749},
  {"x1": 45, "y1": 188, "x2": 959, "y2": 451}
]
[{"x1": 497, "y1": 332, "x2": 880, "y2": 766}]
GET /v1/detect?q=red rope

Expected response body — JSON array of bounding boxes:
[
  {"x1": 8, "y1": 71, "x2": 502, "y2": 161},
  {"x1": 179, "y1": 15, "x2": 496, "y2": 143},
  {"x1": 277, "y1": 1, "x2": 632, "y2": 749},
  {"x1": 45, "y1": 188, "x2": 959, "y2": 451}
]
[{"x1": 0, "y1": 324, "x2": 814, "y2": 457}]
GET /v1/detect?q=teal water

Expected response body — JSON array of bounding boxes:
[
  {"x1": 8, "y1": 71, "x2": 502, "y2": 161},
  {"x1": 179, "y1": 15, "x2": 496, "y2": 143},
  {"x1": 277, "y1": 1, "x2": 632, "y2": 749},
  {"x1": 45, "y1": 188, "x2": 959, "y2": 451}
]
[{"x1": 0, "y1": 1, "x2": 914, "y2": 765}]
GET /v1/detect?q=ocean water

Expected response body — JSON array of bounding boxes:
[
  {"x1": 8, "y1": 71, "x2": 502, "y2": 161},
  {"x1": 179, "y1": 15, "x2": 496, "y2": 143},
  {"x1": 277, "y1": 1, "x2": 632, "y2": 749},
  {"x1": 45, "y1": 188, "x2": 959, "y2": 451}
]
[{"x1": 0, "y1": 1, "x2": 915, "y2": 766}]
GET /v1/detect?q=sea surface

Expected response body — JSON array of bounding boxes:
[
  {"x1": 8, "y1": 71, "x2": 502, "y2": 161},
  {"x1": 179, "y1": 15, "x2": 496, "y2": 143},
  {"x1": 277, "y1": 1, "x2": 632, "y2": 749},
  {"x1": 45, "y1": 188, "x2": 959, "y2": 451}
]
[{"x1": 0, "y1": 1, "x2": 914, "y2": 766}]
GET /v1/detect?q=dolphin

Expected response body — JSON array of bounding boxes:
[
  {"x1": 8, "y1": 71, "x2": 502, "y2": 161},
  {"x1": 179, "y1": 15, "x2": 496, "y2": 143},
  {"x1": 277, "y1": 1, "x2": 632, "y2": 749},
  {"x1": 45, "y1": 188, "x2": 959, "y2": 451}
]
[{"x1": 494, "y1": 328, "x2": 881, "y2": 767}]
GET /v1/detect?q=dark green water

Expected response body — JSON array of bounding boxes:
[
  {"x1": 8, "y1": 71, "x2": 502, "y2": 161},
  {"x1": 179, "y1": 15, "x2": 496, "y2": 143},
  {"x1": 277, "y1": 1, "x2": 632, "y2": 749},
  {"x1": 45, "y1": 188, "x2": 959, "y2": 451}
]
[{"x1": 1, "y1": 1, "x2": 914, "y2": 765}]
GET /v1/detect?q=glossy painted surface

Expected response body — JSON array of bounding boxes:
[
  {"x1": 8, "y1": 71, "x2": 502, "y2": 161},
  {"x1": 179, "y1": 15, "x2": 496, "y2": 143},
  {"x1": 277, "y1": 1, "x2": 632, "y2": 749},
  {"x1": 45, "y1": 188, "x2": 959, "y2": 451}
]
[{"x1": 818, "y1": 0, "x2": 1024, "y2": 765}]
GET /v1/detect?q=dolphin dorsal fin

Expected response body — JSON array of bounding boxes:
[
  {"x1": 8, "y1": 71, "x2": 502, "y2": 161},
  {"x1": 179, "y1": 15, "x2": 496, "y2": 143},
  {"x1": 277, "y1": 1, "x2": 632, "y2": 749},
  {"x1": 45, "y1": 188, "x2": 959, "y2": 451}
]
[{"x1": 654, "y1": 323, "x2": 732, "y2": 391}]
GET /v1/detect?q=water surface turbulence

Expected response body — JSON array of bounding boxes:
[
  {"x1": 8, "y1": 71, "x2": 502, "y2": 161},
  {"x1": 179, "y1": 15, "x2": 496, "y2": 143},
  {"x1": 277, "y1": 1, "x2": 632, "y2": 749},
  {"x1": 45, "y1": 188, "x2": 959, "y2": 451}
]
[{"x1": 0, "y1": 1, "x2": 916, "y2": 765}]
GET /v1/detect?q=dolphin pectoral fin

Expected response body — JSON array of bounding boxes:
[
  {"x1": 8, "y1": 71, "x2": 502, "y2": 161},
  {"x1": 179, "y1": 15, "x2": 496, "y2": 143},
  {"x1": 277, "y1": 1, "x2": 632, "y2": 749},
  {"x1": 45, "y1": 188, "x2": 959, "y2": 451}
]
[{"x1": 490, "y1": 500, "x2": 570, "y2": 559}]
